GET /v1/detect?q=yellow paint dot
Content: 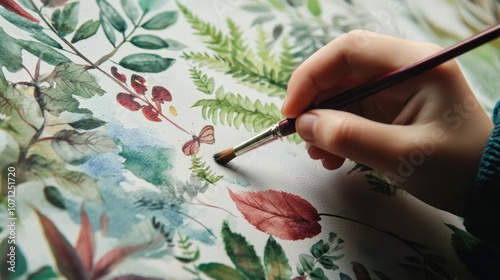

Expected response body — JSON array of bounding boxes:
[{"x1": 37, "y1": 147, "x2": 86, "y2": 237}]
[{"x1": 169, "y1": 105, "x2": 178, "y2": 116}]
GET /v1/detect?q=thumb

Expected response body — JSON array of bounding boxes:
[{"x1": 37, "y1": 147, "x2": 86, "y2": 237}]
[{"x1": 296, "y1": 110, "x2": 413, "y2": 172}]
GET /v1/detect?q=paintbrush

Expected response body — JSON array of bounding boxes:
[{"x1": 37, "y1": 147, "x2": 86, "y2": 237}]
[{"x1": 213, "y1": 24, "x2": 500, "y2": 165}]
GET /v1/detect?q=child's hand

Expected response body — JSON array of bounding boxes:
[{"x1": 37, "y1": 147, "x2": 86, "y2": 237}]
[{"x1": 282, "y1": 30, "x2": 494, "y2": 215}]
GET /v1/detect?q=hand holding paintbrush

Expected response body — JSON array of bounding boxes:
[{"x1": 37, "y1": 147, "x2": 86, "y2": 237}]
[{"x1": 214, "y1": 25, "x2": 499, "y2": 216}]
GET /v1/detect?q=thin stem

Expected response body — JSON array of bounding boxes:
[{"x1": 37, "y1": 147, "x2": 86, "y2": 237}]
[{"x1": 190, "y1": 198, "x2": 237, "y2": 217}]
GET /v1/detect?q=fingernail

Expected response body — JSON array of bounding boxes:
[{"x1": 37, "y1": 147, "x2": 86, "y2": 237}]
[{"x1": 297, "y1": 113, "x2": 318, "y2": 141}]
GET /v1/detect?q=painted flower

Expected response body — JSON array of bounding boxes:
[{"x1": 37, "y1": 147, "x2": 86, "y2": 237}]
[
  {"x1": 131, "y1": 74, "x2": 148, "y2": 95},
  {"x1": 116, "y1": 93, "x2": 142, "y2": 111}
]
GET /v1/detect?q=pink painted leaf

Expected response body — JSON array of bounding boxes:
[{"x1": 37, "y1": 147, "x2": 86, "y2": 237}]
[
  {"x1": 76, "y1": 204, "x2": 95, "y2": 272},
  {"x1": 100, "y1": 211, "x2": 109, "y2": 236},
  {"x1": 0, "y1": 0, "x2": 39, "y2": 22},
  {"x1": 228, "y1": 189, "x2": 321, "y2": 240},
  {"x1": 92, "y1": 239, "x2": 157, "y2": 280},
  {"x1": 142, "y1": 105, "x2": 161, "y2": 122},
  {"x1": 151, "y1": 86, "x2": 171, "y2": 103},
  {"x1": 351, "y1": 262, "x2": 372, "y2": 280},
  {"x1": 34, "y1": 209, "x2": 89, "y2": 279},
  {"x1": 111, "y1": 66, "x2": 126, "y2": 83},
  {"x1": 116, "y1": 93, "x2": 141, "y2": 111},
  {"x1": 131, "y1": 74, "x2": 147, "y2": 95}
]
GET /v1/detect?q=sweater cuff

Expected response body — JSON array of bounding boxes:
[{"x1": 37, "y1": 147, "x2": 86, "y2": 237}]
[
  {"x1": 463, "y1": 101, "x2": 500, "y2": 249},
  {"x1": 475, "y1": 102, "x2": 500, "y2": 187}
]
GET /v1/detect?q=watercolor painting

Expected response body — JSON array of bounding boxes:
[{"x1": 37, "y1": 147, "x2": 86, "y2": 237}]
[{"x1": 0, "y1": 0, "x2": 498, "y2": 279}]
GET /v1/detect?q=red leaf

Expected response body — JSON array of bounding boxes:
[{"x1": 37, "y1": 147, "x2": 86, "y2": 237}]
[
  {"x1": 131, "y1": 74, "x2": 147, "y2": 95},
  {"x1": 0, "y1": 0, "x2": 39, "y2": 23},
  {"x1": 351, "y1": 262, "x2": 372, "y2": 280},
  {"x1": 228, "y1": 189, "x2": 321, "y2": 240},
  {"x1": 76, "y1": 204, "x2": 95, "y2": 272},
  {"x1": 111, "y1": 66, "x2": 126, "y2": 83},
  {"x1": 92, "y1": 240, "x2": 157, "y2": 280},
  {"x1": 151, "y1": 86, "x2": 172, "y2": 103},
  {"x1": 34, "y1": 209, "x2": 89, "y2": 279},
  {"x1": 142, "y1": 105, "x2": 161, "y2": 122},
  {"x1": 116, "y1": 93, "x2": 141, "y2": 111}
]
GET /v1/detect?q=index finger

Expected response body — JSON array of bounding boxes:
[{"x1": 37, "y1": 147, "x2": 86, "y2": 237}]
[{"x1": 281, "y1": 30, "x2": 432, "y2": 118}]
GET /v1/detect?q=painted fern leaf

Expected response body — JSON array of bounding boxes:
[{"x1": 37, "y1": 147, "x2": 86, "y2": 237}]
[
  {"x1": 190, "y1": 154, "x2": 222, "y2": 184},
  {"x1": 179, "y1": 3, "x2": 290, "y2": 98},
  {"x1": 279, "y1": 35, "x2": 299, "y2": 82},
  {"x1": 189, "y1": 67, "x2": 215, "y2": 95},
  {"x1": 193, "y1": 85, "x2": 281, "y2": 133},
  {"x1": 177, "y1": 2, "x2": 229, "y2": 54}
]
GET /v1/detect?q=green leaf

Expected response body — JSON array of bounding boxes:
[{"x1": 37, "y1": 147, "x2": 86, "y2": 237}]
[
  {"x1": 241, "y1": 4, "x2": 270, "y2": 12},
  {"x1": 52, "y1": 2, "x2": 80, "y2": 37},
  {"x1": 17, "y1": 39, "x2": 71, "y2": 65},
  {"x1": 198, "y1": 263, "x2": 246, "y2": 280},
  {"x1": 71, "y1": 20, "x2": 100, "y2": 43},
  {"x1": 298, "y1": 254, "x2": 315, "y2": 273},
  {"x1": 138, "y1": 0, "x2": 166, "y2": 13},
  {"x1": 306, "y1": 0, "x2": 321, "y2": 17},
  {"x1": 0, "y1": 27, "x2": 23, "y2": 72},
  {"x1": 97, "y1": 0, "x2": 127, "y2": 33},
  {"x1": 269, "y1": 0, "x2": 286, "y2": 9},
  {"x1": 27, "y1": 266, "x2": 59, "y2": 280},
  {"x1": 28, "y1": 155, "x2": 103, "y2": 203},
  {"x1": 46, "y1": 62, "x2": 106, "y2": 98},
  {"x1": 251, "y1": 14, "x2": 276, "y2": 26},
  {"x1": 222, "y1": 221, "x2": 265, "y2": 280},
  {"x1": 51, "y1": 129, "x2": 116, "y2": 165},
  {"x1": 39, "y1": 85, "x2": 92, "y2": 116},
  {"x1": 119, "y1": 53, "x2": 175, "y2": 73},
  {"x1": 309, "y1": 267, "x2": 328, "y2": 280},
  {"x1": 44, "y1": 186, "x2": 66, "y2": 209},
  {"x1": 120, "y1": 0, "x2": 139, "y2": 23},
  {"x1": 318, "y1": 256, "x2": 339, "y2": 270},
  {"x1": 69, "y1": 117, "x2": 106, "y2": 130},
  {"x1": 264, "y1": 236, "x2": 292, "y2": 280},
  {"x1": 0, "y1": 239, "x2": 27, "y2": 279},
  {"x1": 163, "y1": 38, "x2": 187, "y2": 50},
  {"x1": 130, "y1": 35, "x2": 169, "y2": 49},
  {"x1": 311, "y1": 240, "x2": 329, "y2": 258},
  {"x1": 100, "y1": 14, "x2": 116, "y2": 46},
  {"x1": 0, "y1": 8, "x2": 62, "y2": 49},
  {"x1": 141, "y1": 11, "x2": 178, "y2": 30},
  {"x1": 119, "y1": 143, "x2": 174, "y2": 186}
]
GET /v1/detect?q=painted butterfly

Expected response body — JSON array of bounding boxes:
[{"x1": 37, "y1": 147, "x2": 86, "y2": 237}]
[{"x1": 182, "y1": 125, "x2": 215, "y2": 156}]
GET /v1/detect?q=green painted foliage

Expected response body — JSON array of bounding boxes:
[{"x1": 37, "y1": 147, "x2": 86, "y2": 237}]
[
  {"x1": 221, "y1": 221, "x2": 266, "y2": 280},
  {"x1": 71, "y1": 20, "x2": 100, "y2": 43},
  {"x1": 119, "y1": 53, "x2": 175, "y2": 73},
  {"x1": 52, "y1": 2, "x2": 80, "y2": 37},
  {"x1": 179, "y1": 3, "x2": 298, "y2": 98},
  {"x1": 28, "y1": 155, "x2": 103, "y2": 203},
  {"x1": 189, "y1": 154, "x2": 222, "y2": 184},
  {"x1": 119, "y1": 143, "x2": 174, "y2": 186}
]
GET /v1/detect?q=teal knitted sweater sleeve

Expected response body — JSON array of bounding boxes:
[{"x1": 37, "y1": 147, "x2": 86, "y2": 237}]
[{"x1": 464, "y1": 101, "x2": 500, "y2": 249}]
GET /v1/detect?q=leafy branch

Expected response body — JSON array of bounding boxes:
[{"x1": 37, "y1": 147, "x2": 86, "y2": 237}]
[
  {"x1": 179, "y1": 2, "x2": 299, "y2": 99},
  {"x1": 190, "y1": 67, "x2": 301, "y2": 143},
  {"x1": 296, "y1": 232, "x2": 344, "y2": 280}
]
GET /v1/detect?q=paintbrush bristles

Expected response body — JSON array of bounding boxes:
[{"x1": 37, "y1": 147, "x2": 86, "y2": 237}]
[{"x1": 213, "y1": 148, "x2": 236, "y2": 165}]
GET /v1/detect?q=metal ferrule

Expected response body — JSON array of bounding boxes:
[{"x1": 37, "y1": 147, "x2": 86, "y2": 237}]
[{"x1": 233, "y1": 123, "x2": 283, "y2": 156}]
